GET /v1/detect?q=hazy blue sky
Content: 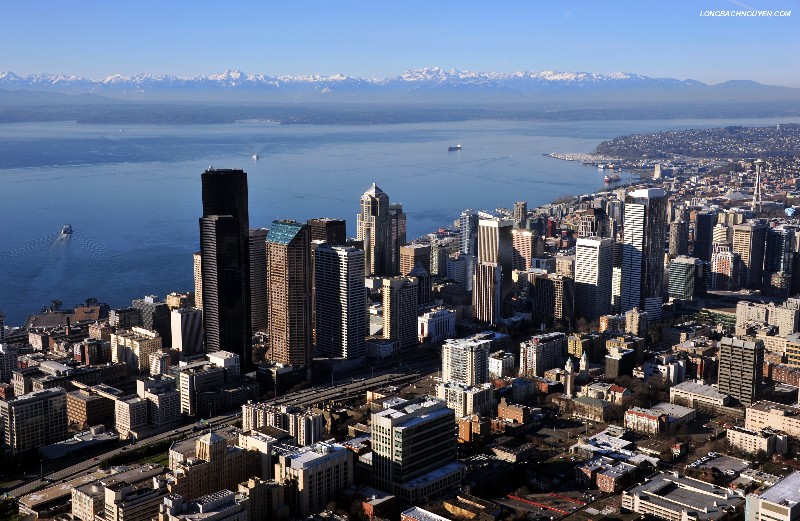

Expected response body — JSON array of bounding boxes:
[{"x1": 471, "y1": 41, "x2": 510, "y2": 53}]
[{"x1": 3, "y1": 0, "x2": 799, "y2": 85}]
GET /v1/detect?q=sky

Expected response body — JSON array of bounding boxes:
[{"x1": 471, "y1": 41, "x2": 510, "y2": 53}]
[{"x1": 2, "y1": 0, "x2": 799, "y2": 86}]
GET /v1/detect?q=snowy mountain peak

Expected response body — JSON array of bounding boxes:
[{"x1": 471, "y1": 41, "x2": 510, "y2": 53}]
[{"x1": 0, "y1": 68, "x2": 785, "y2": 102}]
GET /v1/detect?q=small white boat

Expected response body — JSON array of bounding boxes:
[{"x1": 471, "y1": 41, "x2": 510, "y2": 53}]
[{"x1": 252, "y1": 154, "x2": 260, "y2": 160}]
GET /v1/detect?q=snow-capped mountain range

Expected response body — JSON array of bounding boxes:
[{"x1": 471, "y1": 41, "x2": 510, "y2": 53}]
[
  {"x1": 0, "y1": 67, "x2": 704, "y2": 90},
  {"x1": 0, "y1": 67, "x2": 794, "y2": 102}
]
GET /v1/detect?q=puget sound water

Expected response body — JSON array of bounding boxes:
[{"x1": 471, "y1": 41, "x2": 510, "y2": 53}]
[{"x1": 1, "y1": 116, "x2": 798, "y2": 325}]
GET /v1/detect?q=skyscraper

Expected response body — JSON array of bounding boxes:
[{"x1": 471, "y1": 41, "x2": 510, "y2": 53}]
[
  {"x1": 527, "y1": 271, "x2": 574, "y2": 329},
  {"x1": 473, "y1": 263, "x2": 501, "y2": 325},
  {"x1": 667, "y1": 256, "x2": 706, "y2": 300},
  {"x1": 733, "y1": 222, "x2": 767, "y2": 290},
  {"x1": 574, "y1": 237, "x2": 613, "y2": 322},
  {"x1": 249, "y1": 228, "x2": 269, "y2": 332},
  {"x1": 578, "y1": 208, "x2": 611, "y2": 238},
  {"x1": 171, "y1": 308, "x2": 204, "y2": 358},
  {"x1": 313, "y1": 244, "x2": 366, "y2": 359},
  {"x1": 193, "y1": 252, "x2": 202, "y2": 309},
  {"x1": 399, "y1": 244, "x2": 431, "y2": 276},
  {"x1": 764, "y1": 225, "x2": 798, "y2": 297},
  {"x1": 357, "y1": 183, "x2": 390, "y2": 276},
  {"x1": 199, "y1": 168, "x2": 252, "y2": 369},
  {"x1": 511, "y1": 227, "x2": 536, "y2": 271},
  {"x1": 711, "y1": 251, "x2": 741, "y2": 291},
  {"x1": 621, "y1": 188, "x2": 667, "y2": 320},
  {"x1": 382, "y1": 276, "x2": 418, "y2": 349},
  {"x1": 388, "y1": 202, "x2": 407, "y2": 275},
  {"x1": 692, "y1": 211, "x2": 716, "y2": 262},
  {"x1": 718, "y1": 336, "x2": 764, "y2": 406},
  {"x1": 132, "y1": 296, "x2": 172, "y2": 346},
  {"x1": 459, "y1": 209, "x2": 479, "y2": 256},
  {"x1": 306, "y1": 218, "x2": 347, "y2": 246},
  {"x1": 513, "y1": 201, "x2": 528, "y2": 226},
  {"x1": 668, "y1": 220, "x2": 689, "y2": 260},
  {"x1": 267, "y1": 221, "x2": 313, "y2": 369}
]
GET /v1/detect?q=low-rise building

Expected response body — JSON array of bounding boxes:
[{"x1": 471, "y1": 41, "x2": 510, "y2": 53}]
[
  {"x1": 727, "y1": 426, "x2": 787, "y2": 457},
  {"x1": 71, "y1": 463, "x2": 163, "y2": 521},
  {"x1": 103, "y1": 477, "x2": 169, "y2": 521},
  {"x1": 488, "y1": 350, "x2": 515, "y2": 379},
  {"x1": 670, "y1": 381, "x2": 730, "y2": 410},
  {"x1": 66, "y1": 388, "x2": 115, "y2": 430},
  {"x1": 273, "y1": 441, "x2": 353, "y2": 518},
  {"x1": 242, "y1": 403, "x2": 325, "y2": 446},
  {"x1": 746, "y1": 401, "x2": 800, "y2": 438},
  {"x1": 622, "y1": 471, "x2": 743, "y2": 521},
  {"x1": 436, "y1": 382, "x2": 494, "y2": 417},
  {"x1": 746, "y1": 470, "x2": 800, "y2": 521}
]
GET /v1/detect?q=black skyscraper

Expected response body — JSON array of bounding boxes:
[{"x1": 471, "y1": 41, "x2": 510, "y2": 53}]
[{"x1": 199, "y1": 168, "x2": 252, "y2": 370}]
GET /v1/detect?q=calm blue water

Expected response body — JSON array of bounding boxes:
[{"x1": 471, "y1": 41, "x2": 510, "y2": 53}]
[{"x1": 1, "y1": 117, "x2": 798, "y2": 326}]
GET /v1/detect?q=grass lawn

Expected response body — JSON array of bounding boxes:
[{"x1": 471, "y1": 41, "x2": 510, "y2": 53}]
[{"x1": 140, "y1": 453, "x2": 170, "y2": 467}]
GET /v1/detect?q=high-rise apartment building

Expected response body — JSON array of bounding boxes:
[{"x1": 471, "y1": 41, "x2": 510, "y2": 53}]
[
  {"x1": 0, "y1": 387, "x2": 68, "y2": 454},
  {"x1": 313, "y1": 244, "x2": 366, "y2": 359},
  {"x1": 733, "y1": 221, "x2": 767, "y2": 290},
  {"x1": 621, "y1": 188, "x2": 667, "y2": 320},
  {"x1": 357, "y1": 183, "x2": 390, "y2": 276},
  {"x1": 267, "y1": 221, "x2": 312, "y2": 369},
  {"x1": 306, "y1": 217, "x2": 347, "y2": 246},
  {"x1": 399, "y1": 244, "x2": 430, "y2": 276},
  {"x1": 718, "y1": 336, "x2": 764, "y2": 406},
  {"x1": 199, "y1": 167, "x2": 252, "y2": 370},
  {"x1": 519, "y1": 332, "x2": 567, "y2": 377},
  {"x1": 441, "y1": 337, "x2": 490, "y2": 386},
  {"x1": 248, "y1": 228, "x2": 269, "y2": 333},
  {"x1": 382, "y1": 276, "x2": 418, "y2": 349},
  {"x1": 574, "y1": 237, "x2": 613, "y2": 322}
]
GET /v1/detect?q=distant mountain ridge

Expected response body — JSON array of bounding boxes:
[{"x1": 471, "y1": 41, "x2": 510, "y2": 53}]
[{"x1": 1, "y1": 67, "x2": 797, "y2": 103}]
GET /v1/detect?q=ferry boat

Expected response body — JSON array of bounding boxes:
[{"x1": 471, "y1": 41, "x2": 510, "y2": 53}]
[{"x1": 448, "y1": 143, "x2": 462, "y2": 151}]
